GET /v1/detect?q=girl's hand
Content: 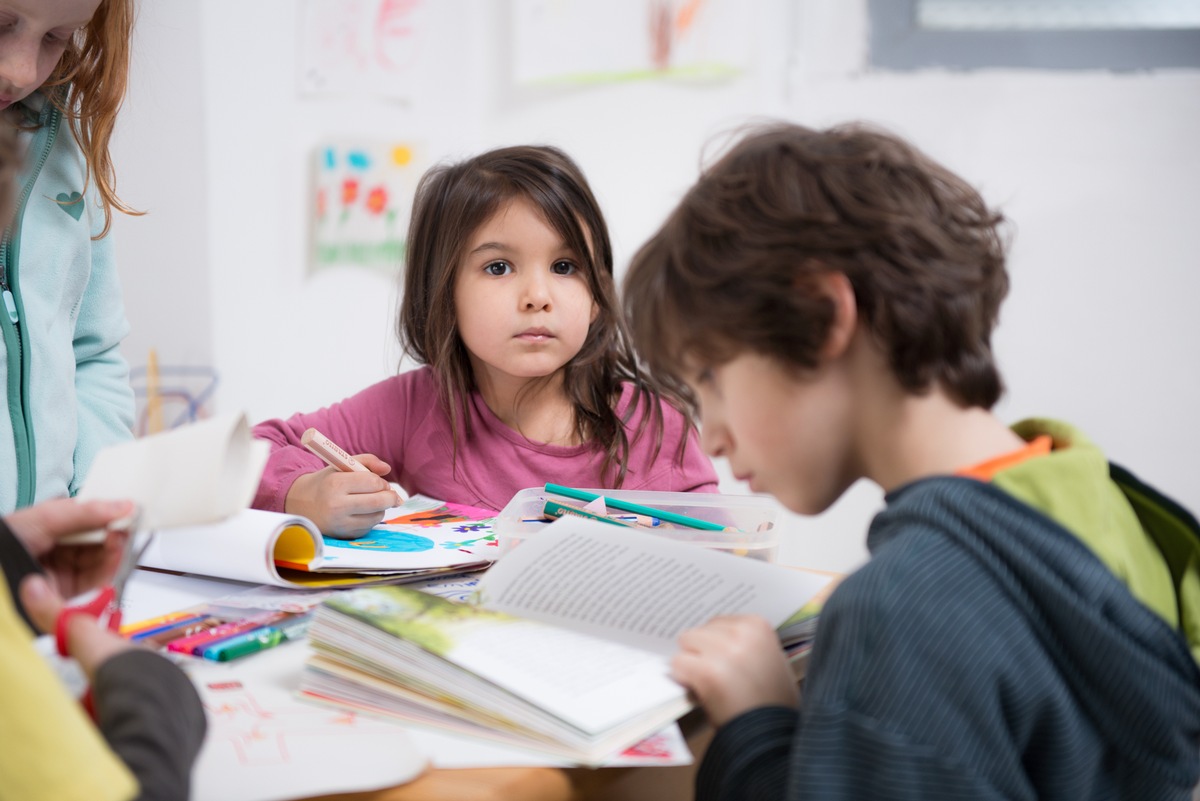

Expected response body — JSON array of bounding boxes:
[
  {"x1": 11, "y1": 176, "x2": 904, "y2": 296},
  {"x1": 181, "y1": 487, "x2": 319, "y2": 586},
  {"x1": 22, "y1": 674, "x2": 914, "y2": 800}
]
[
  {"x1": 6, "y1": 498, "x2": 135, "y2": 599},
  {"x1": 671, "y1": 614, "x2": 799, "y2": 727},
  {"x1": 285, "y1": 453, "x2": 400, "y2": 538},
  {"x1": 20, "y1": 573, "x2": 136, "y2": 680}
]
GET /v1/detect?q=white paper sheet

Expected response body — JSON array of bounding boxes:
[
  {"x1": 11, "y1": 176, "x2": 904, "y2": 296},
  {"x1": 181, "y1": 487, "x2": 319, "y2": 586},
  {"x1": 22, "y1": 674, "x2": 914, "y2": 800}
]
[
  {"x1": 137, "y1": 509, "x2": 321, "y2": 587},
  {"x1": 187, "y1": 644, "x2": 428, "y2": 801},
  {"x1": 77, "y1": 412, "x2": 269, "y2": 531}
]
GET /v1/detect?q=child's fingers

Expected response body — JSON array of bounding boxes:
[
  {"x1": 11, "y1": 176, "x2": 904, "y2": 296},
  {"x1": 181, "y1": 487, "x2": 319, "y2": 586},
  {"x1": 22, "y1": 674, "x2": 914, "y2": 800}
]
[
  {"x1": 322, "y1": 485, "x2": 397, "y2": 538},
  {"x1": 354, "y1": 453, "x2": 392, "y2": 477},
  {"x1": 18, "y1": 574, "x2": 64, "y2": 634},
  {"x1": 6, "y1": 497, "x2": 136, "y2": 557},
  {"x1": 328, "y1": 470, "x2": 393, "y2": 496},
  {"x1": 21, "y1": 574, "x2": 135, "y2": 677}
]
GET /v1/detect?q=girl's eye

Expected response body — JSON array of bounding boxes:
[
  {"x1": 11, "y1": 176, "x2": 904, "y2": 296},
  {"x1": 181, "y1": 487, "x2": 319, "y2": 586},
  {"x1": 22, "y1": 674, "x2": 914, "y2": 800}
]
[
  {"x1": 483, "y1": 261, "x2": 512, "y2": 277},
  {"x1": 550, "y1": 260, "x2": 576, "y2": 276}
]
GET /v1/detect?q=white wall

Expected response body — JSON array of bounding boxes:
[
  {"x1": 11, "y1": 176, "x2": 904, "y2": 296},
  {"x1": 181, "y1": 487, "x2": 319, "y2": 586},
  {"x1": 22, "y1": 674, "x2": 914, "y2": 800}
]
[
  {"x1": 110, "y1": 0, "x2": 209, "y2": 386},
  {"x1": 111, "y1": 0, "x2": 1200, "y2": 574}
]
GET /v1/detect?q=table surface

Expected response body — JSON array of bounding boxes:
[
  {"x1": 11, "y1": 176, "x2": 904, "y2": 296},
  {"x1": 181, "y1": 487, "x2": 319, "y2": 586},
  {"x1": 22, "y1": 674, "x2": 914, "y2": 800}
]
[
  {"x1": 304, "y1": 714, "x2": 715, "y2": 801},
  {"x1": 123, "y1": 567, "x2": 824, "y2": 801}
]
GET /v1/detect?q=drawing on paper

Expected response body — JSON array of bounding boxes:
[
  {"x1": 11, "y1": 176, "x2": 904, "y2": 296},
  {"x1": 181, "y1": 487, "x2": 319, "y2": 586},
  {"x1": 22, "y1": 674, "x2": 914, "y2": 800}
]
[
  {"x1": 203, "y1": 679, "x2": 364, "y2": 767},
  {"x1": 512, "y1": 0, "x2": 752, "y2": 86},
  {"x1": 309, "y1": 140, "x2": 425, "y2": 275},
  {"x1": 298, "y1": 0, "x2": 428, "y2": 100}
]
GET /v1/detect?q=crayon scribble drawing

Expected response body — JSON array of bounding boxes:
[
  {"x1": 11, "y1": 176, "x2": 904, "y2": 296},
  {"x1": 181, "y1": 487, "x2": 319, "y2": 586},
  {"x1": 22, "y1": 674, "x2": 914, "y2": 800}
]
[
  {"x1": 298, "y1": 0, "x2": 427, "y2": 100},
  {"x1": 324, "y1": 519, "x2": 498, "y2": 555},
  {"x1": 309, "y1": 140, "x2": 425, "y2": 275},
  {"x1": 191, "y1": 647, "x2": 425, "y2": 799},
  {"x1": 318, "y1": 495, "x2": 499, "y2": 570},
  {"x1": 512, "y1": 0, "x2": 751, "y2": 86},
  {"x1": 203, "y1": 681, "x2": 352, "y2": 766}
]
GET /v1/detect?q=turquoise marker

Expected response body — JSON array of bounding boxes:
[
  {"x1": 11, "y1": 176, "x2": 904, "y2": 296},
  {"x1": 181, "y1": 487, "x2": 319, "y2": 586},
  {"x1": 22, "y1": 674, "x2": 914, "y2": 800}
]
[
  {"x1": 202, "y1": 615, "x2": 313, "y2": 662},
  {"x1": 544, "y1": 483, "x2": 734, "y2": 532}
]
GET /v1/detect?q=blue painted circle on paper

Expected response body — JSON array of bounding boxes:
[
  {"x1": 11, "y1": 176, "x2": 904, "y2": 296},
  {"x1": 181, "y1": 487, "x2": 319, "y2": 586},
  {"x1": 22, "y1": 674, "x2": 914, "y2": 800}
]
[{"x1": 369, "y1": 530, "x2": 435, "y2": 552}]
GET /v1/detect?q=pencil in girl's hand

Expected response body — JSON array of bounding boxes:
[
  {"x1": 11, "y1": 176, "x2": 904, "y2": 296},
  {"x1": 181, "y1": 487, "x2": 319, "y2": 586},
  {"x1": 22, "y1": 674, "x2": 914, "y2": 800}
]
[{"x1": 301, "y1": 428, "x2": 371, "y2": 473}]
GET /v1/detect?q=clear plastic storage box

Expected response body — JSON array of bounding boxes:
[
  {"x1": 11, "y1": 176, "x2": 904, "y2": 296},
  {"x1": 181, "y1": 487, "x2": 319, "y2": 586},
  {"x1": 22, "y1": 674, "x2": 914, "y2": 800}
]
[{"x1": 495, "y1": 487, "x2": 783, "y2": 562}]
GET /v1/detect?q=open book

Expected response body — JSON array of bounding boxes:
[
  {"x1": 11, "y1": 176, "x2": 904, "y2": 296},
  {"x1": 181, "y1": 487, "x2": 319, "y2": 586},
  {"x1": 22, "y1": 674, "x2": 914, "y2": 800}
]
[
  {"x1": 72, "y1": 413, "x2": 499, "y2": 588},
  {"x1": 299, "y1": 517, "x2": 831, "y2": 765},
  {"x1": 139, "y1": 495, "x2": 498, "y2": 589}
]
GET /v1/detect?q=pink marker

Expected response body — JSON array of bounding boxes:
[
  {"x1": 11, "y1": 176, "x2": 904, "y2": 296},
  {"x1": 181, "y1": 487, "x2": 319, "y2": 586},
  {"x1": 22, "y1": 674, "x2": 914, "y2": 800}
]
[{"x1": 167, "y1": 613, "x2": 286, "y2": 656}]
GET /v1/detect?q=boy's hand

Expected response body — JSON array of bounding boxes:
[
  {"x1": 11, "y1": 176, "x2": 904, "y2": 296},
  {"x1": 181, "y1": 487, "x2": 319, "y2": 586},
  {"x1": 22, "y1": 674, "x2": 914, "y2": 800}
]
[
  {"x1": 20, "y1": 573, "x2": 137, "y2": 679},
  {"x1": 285, "y1": 453, "x2": 400, "y2": 538},
  {"x1": 671, "y1": 614, "x2": 799, "y2": 727},
  {"x1": 6, "y1": 498, "x2": 135, "y2": 599}
]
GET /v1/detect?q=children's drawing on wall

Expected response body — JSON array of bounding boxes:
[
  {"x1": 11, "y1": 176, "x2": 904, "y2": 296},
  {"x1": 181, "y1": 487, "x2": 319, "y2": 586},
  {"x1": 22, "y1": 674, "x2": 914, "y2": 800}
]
[
  {"x1": 309, "y1": 140, "x2": 424, "y2": 275},
  {"x1": 129, "y1": 349, "x2": 218, "y2": 437},
  {"x1": 298, "y1": 0, "x2": 428, "y2": 101},
  {"x1": 512, "y1": 0, "x2": 752, "y2": 87}
]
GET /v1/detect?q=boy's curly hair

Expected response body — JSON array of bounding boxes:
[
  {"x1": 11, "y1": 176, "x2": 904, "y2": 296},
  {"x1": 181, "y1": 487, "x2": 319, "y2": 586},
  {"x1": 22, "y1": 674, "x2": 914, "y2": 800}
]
[{"x1": 625, "y1": 122, "x2": 1010, "y2": 410}]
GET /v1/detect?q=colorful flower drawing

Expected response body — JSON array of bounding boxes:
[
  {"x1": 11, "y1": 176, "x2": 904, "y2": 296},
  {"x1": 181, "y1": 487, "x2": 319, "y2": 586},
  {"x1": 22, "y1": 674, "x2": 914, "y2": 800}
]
[
  {"x1": 310, "y1": 139, "x2": 423, "y2": 275},
  {"x1": 341, "y1": 178, "x2": 359, "y2": 206},
  {"x1": 366, "y1": 185, "x2": 388, "y2": 214},
  {"x1": 439, "y1": 532, "x2": 497, "y2": 551}
]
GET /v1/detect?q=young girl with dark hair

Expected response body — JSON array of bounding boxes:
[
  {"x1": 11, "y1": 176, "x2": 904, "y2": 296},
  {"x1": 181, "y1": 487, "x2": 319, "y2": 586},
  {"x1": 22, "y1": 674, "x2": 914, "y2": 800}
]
[{"x1": 253, "y1": 145, "x2": 716, "y2": 537}]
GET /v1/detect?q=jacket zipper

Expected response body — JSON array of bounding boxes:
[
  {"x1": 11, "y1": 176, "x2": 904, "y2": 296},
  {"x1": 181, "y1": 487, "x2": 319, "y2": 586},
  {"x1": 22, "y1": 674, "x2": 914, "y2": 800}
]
[{"x1": 0, "y1": 101, "x2": 61, "y2": 507}]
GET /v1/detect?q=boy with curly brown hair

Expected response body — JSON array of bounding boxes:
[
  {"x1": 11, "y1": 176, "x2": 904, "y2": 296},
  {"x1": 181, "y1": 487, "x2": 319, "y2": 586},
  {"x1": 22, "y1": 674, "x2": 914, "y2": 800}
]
[{"x1": 625, "y1": 122, "x2": 1200, "y2": 801}]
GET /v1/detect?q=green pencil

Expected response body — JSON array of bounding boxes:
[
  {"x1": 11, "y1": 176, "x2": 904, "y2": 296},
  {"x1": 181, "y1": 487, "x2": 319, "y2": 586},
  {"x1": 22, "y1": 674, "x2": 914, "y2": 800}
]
[
  {"x1": 543, "y1": 483, "x2": 736, "y2": 532},
  {"x1": 542, "y1": 500, "x2": 640, "y2": 528}
]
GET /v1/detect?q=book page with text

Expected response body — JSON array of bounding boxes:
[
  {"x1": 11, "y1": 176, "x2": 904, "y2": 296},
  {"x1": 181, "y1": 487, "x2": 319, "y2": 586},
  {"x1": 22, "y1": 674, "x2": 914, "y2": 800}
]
[{"x1": 479, "y1": 518, "x2": 830, "y2": 656}]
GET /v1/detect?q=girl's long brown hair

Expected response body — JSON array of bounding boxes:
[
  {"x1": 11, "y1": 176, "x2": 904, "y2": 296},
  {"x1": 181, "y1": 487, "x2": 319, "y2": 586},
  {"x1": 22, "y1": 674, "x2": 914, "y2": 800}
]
[
  {"x1": 44, "y1": 0, "x2": 139, "y2": 239},
  {"x1": 399, "y1": 145, "x2": 691, "y2": 486}
]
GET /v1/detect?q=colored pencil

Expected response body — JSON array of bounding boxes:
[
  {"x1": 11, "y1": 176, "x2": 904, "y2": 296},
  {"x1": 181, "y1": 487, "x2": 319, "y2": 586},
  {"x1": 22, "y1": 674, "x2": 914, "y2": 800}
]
[
  {"x1": 542, "y1": 500, "x2": 639, "y2": 528},
  {"x1": 544, "y1": 483, "x2": 735, "y2": 532}
]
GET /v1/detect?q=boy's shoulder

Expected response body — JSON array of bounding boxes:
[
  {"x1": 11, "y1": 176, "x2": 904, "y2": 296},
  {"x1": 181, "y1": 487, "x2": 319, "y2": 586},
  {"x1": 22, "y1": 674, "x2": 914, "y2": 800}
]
[
  {"x1": 826, "y1": 476, "x2": 1091, "y2": 630},
  {"x1": 828, "y1": 473, "x2": 1196, "y2": 671}
]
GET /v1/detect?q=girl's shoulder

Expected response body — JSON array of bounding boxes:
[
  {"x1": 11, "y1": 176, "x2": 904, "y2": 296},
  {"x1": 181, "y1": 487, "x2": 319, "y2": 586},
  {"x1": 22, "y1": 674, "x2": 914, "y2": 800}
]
[{"x1": 349, "y1": 365, "x2": 440, "y2": 410}]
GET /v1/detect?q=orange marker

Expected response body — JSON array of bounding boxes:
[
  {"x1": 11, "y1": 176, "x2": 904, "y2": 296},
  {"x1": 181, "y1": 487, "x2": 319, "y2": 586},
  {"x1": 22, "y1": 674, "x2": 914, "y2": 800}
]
[{"x1": 301, "y1": 428, "x2": 370, "y2": 473}]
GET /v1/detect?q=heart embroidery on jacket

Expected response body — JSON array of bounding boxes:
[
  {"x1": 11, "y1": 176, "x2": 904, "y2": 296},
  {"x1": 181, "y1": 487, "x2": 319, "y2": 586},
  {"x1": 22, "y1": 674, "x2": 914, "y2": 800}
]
[{"x1": 56, "y1": 191, "x2": 84, "y2": 221}]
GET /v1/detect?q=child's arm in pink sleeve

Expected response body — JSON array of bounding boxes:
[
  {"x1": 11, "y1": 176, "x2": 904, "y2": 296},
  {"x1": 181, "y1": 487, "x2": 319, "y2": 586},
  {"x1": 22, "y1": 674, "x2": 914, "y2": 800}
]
[
  {"x1": 251, "y1": 379, "x2": 403, "y2": 512},
  {"x1": 252, "y1": 416, "x2": 326, "y2": 512}
]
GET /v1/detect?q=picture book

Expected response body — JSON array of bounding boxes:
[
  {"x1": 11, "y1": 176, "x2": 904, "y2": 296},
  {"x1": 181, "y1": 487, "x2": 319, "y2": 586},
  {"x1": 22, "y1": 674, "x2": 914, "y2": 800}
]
[
  {"x1": 138, "y1": 496, "x2": 498, "y2": 589},
  {"x1": 299, "y1": 517, "x2": 831, "y2": 765},
  {"x1": 122, "y1": 576, "x2": 693, "y2": 772}
]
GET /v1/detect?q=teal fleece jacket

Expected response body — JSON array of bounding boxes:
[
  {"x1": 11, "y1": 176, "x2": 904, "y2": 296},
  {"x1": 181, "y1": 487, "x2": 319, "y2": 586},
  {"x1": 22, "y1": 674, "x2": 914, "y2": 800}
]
[{"x1": 0, "y1": 93, "x2": 134, "y2": 512}]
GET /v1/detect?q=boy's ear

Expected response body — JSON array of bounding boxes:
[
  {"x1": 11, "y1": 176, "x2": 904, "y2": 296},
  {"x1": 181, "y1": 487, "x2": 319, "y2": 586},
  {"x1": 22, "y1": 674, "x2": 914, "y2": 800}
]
[{"x1": 816, "y1": 272, "x2": 857, "y2": 362}]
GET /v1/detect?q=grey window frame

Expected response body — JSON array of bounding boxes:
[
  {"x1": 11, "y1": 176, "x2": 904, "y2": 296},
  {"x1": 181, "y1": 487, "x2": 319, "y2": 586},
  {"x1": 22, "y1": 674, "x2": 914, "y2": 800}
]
[{"x1": 868, "y1": 0, "x2": 1200, "y2": 70}]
